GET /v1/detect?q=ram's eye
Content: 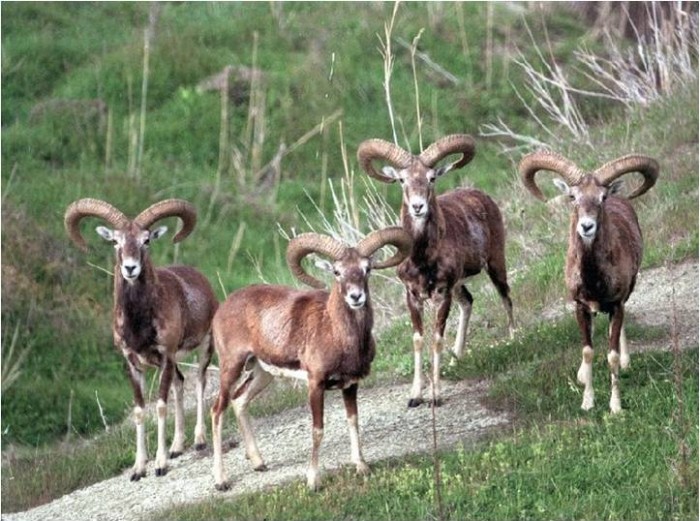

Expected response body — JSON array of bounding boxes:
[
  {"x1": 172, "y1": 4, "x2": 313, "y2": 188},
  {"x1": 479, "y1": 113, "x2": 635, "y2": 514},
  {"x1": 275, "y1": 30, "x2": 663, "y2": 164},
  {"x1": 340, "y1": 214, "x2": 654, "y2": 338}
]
[
  {"x1": 398, "y1": 178, "x2": 405, "y2": 184},
  {"x1": 333, "y1": 269, "x2": 341, "y2": 277}
]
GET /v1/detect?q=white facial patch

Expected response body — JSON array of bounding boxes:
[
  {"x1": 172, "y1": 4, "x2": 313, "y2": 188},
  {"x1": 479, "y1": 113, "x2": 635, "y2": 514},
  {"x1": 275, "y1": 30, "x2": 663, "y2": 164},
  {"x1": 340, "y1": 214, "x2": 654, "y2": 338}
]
[{"x1": 577, "y1": 216, "x2": 597, "y2": 243}]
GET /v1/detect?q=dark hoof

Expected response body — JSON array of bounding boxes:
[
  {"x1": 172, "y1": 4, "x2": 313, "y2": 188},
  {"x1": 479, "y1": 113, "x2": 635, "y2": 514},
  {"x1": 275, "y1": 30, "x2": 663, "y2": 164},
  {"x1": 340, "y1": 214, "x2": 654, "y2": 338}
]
[
  {"x1": 254, "y1": 464, "x2": 268, "y2": 472},
  {"x1": 130, "y1": 471, "x2": 146, "y2": 482},
  {"x1": 215, "y1": 481, "x2": 231, "y2": 492},
  {"x1": 407, "y1": 398, "x2": 423, "y2": 408},
  {"x1": 155, "y1": 467, "x2": 168, "y2": 477},
  {"x1": 169, "y1": 451, "x2": 182, "y2": 459},
  {"x1": 194, "y1": 443, "x2": 207, "y2": 451}
]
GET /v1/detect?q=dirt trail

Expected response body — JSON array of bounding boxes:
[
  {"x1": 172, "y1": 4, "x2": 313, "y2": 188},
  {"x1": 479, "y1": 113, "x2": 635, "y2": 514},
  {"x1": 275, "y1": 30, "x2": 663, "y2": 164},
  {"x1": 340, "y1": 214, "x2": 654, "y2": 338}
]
[{"x1": 3, "y1": 260, "x2": 697, "y2": 521}]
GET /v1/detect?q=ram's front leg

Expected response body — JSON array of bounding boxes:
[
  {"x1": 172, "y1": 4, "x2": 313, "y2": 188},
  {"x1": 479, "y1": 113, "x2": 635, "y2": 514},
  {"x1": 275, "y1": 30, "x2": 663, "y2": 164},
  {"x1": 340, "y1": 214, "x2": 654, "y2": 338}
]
[
  {"x1": 575, "y1": 303, "x2": 595, "y2": 411},
  {"x1": 430, "y1": 292, "x2": 451, "y2": 407},
  {"x1": 406, "y1": 289, "x2": 425, "y2": 408},
  {"x1": 126, "y1": 355, "x2": 148, "y2": 481},
  {"x1": 155, "y1": 356, "x2": 175, "y2": 476},
  {"x1": 307, "y1": 380, "x2": 325, "y2": 490},
  {"x1": 342, "y1": 383, "x2": 369, "y2": 476}
]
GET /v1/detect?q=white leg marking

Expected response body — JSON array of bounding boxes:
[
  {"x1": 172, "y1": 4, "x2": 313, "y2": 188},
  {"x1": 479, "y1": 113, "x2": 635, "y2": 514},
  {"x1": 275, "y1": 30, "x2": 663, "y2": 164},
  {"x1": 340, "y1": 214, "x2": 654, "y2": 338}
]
[
  {"x1": 578, "y1": 345, "x2": 595, "y2": 411},
  {"x1": 133, "y1": 406, "x2": 147, "y2": 478},
  {"x1": 232, "y1": 368, "x2": 272, "y2": 471},
  {"x1": 451, "y1": 301, "x2": 471, "y2": 359},
  {"x1": 347, "y1": 414, "x2": 369, "y2": 475},
  {"x1": 211, "y1": 408, "x2": 227, "y2": 488},
  {"x1": 410, "y1": 333, "x2": 424, "y2": 402},
  {"x1": 155, "y1": 398, "x2": 168, "y2": 473},
  {"x1": 619, "y1": 326, "x2": 630, "y2": 370},
  {"x1": 608, "y1": 351, "x2": 622, "y2": 414},
  {"x1": 194, "y1": 376, "x2": 207, "y2": 448},
  {"x1": 307, "y1": 427, "x2": 324, "y2": 490},
  {"x1": 170, "y1": 375, "x2": 185, "y2": 456},
  {"x1": 194, "y1": 345, "x2": 210, "y2": 448}
]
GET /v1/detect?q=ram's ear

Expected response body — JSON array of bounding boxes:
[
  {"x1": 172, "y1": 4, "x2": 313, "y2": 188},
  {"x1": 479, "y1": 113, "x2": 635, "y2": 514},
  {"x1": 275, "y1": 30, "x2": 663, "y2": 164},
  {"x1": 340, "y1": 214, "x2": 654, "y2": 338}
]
[
  {"x1": 381, "y1": 166, "x2": 402, "y2": 181},
  {"x1": 608, "y1": 179, "x2": 624, "y2": 196},
  {"x1": 552, "y1": 178, "x2": 572, "y2": 196},
  {"x1": 96, "y1": 226, "x2": 116, "y2": 242},
  {"x1": 149, "y1": 225, "x2": 168, "y2": 241},
  {"x1": 314, "y1": 259, "x2": 334, "y2": 274}
]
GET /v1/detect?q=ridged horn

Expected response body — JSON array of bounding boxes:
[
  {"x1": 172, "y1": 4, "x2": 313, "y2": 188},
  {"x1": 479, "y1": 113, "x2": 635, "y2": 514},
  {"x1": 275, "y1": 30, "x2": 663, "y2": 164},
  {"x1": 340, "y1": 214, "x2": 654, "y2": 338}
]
[
  {"x1": 418, "y1": 134, "x2": 476, "y2": 171},
  {"x1": 519, "y1": 150, "x2": 585, "y2": 201},
  {"x1": 133, "y1": 199, "x2": 197, "y2": 243},
  {"x1": 64, "y1": 198, "x2": 129, "y2": 252},
  {"x1": 593, "y1": 154, "x2": 659, "y2": 199},
  {"x1": 357, "y1": 139, "x2": 414, "y2": 183},
  {"x1": 356, "y1": 226, "x2": 412, "y2": 270},
  {"x1": 286, "y1": 233, "x2": 347, "y2": 289}
]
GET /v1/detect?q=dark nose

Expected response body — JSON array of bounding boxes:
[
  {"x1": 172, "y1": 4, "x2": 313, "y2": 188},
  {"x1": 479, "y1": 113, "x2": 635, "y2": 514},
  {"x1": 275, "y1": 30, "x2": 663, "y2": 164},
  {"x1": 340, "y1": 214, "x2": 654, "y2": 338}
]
[
  {"x1": 349, "y1": 292, "x2": 363, "y2": 303},
  {"x1": 412, "y1": 202, "x2": 424, "y2": 213},
  {"x1": 581, "y1": 222, "x2": 594, "y2": 233},
  {"x1": 124, "y1": 264, "x2": 137, "y2": 275}
]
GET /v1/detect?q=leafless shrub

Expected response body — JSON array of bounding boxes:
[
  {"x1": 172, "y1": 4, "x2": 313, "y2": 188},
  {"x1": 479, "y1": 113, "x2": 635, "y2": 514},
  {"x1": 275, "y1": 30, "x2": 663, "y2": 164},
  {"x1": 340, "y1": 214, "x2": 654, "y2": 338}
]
[{"x1": 480, "y1": 2, "x2": 698, "y2": 152}]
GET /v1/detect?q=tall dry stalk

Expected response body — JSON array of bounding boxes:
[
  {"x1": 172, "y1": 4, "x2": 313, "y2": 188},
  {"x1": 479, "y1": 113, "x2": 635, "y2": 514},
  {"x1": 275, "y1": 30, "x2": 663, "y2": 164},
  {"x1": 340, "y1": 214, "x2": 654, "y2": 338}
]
[
  {"x1": 378, "y1": 1, "x2": 401, "y2": 144},
  {"x1": 134, "y1": 2, "x2": 160, "y2": 179},
  {"x1": 410, "y1": 29, "x2": 425, "y2": 151}
]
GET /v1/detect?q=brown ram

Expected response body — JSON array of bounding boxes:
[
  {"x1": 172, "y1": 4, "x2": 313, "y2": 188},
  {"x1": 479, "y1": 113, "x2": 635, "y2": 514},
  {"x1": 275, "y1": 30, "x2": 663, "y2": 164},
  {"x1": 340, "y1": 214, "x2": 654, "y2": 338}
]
[
  {"x1": 65, "y1": 198, "x2": 218, "y2": 479},
  {"x1": 520, "y1": 151, "x2": 658, "y2": 413},
  {"x1": 358, "y1": 135, "x2": 515, "y2": 407},
  {"x1": 211, "y1": 227, "x2": 412, "y2": 491}
]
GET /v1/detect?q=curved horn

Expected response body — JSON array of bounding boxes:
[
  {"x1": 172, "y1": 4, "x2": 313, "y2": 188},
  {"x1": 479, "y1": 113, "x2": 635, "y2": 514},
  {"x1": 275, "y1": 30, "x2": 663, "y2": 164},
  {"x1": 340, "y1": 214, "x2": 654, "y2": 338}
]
[
  {"x1": 418, "y1": 134, "x2": 476, "y2": 170},
  {"x1": 518, "y1": 150, "x2": 585, "y2": 201},
  {"x1": 64, "y1": 198, "x2": 129, "y2": 251},
  {"x1": 134, "y1": 199, "x2": 197, "y2": 243},
  {"x1": 593, "y1": 154, "x2": 659, "y2": 199},
  {"x1": 286, "y1": 233, "x2": 347, "y2": 289},
  {"x1": 357, "y1": 226, "x2": 413, "y2": 270},
  {"x1": 357, "y1": 139, "x2": 413, "y2": 183}
]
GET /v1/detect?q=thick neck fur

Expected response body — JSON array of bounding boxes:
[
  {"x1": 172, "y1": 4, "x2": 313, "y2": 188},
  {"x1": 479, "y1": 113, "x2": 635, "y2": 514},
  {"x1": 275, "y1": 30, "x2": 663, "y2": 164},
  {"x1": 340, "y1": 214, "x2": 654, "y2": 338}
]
[
  {"x1": 402, "y1": 195, "x2": 445, "y2": 265},
  {"x1": 114, "y1": 256, "x2": 159, "y2": 352},
  {"x1": 569, "y1": 210, "x2": 611, "y2": 295}
]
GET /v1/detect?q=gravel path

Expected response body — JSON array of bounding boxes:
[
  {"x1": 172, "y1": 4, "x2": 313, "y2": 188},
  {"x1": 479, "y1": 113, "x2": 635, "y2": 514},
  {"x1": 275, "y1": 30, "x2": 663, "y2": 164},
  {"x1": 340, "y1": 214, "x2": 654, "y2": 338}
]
[{"x1": 3, "y1": 260, "x2": 697, "y2": 521}]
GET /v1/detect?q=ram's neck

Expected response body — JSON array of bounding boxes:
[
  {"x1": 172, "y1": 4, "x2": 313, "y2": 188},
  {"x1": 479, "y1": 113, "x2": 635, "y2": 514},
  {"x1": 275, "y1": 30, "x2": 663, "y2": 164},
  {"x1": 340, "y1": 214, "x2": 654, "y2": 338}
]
[
  {"x1": 114, "y1": 260, "x2": 160, "y2": 352},
  {"x1": 402, "y1": 202, "x2": 444, "y2": 264}
]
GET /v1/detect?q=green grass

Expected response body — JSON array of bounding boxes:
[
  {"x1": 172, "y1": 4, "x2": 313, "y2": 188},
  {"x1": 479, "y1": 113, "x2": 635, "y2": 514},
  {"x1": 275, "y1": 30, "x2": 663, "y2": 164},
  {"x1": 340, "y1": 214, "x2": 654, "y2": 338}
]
[
  {"x1": 151, "y1": 346, "x2": 698, "y2": 521},
  {"x1": 1, "y1": 1, "x2": 698, "y2": 518}
]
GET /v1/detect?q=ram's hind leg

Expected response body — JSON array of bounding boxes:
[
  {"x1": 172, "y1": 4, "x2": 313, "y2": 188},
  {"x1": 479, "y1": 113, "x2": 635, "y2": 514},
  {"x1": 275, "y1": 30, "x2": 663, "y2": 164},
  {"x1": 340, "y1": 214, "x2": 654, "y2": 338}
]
[
  {"x1": 609, "y1": 321, "x2": 630, "y2": 370},
  {"x1": 607, "y1": 306, "x2": 625, "y2": 414},
  {"x1": 232, "y1": 358, "x2": 273, "y2": 472},
  {"x1": 450, "y1": 284, "x2": 473, "y2": 361},
  {"x1": 487, "y1": 263, "x2": 515, "y2": 339},
  {"x1": 169, "y1": 365, "x2": 186, "y2": 458},
  {"x1": 155, "y1": 358, "x2": 176, "y2": 476},
  {"x1": 342, "y1": 383, "x2": 369, "y2": 475},
  {"x1": 194, "y1": 334, "x2": 214, "y2": 450}
]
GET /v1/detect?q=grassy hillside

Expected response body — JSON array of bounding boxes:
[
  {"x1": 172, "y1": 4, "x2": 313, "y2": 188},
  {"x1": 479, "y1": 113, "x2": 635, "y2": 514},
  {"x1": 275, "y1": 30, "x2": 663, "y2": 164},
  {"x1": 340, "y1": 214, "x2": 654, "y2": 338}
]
[
  {"x1": 0, "y1": 1, "x2": 594, "y2": 448},
  {"x1": 1, "y1": 2, "x2": 697, "y2": 518}
]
